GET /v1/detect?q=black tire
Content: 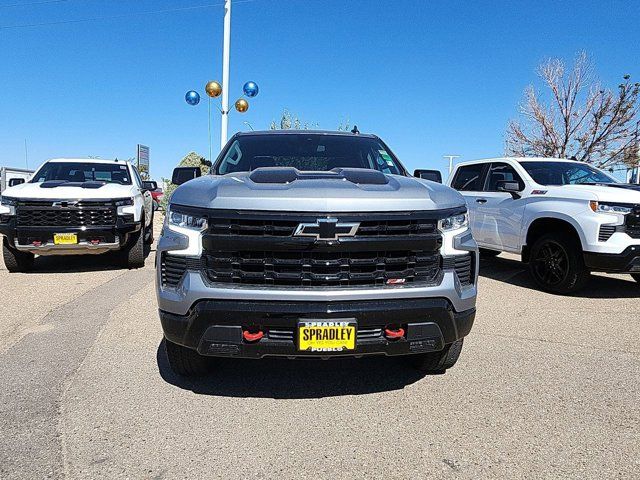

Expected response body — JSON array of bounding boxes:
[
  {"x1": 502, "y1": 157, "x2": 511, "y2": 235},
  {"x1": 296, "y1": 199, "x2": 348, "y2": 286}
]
[
  {"x1": 411, "y1": 339, "x2": 464, "y2": 373},
  {"x1": 631, "y1": 274, "x2": 640, "y2": 284},
  {"x1": 479, "y1": 248, "x2": 501, "y2": 258},
  {"x1": 2, "y1": 237, "x2": 34, "y2": 272},
  {"x1": 165, "y1": 339, "x2": 211, "y2": 377},
  {"x1": 144, "y1": 212, "x2": 154, "y2": 245},
  {"x1": 528, "y1": 232, "x2": 590, "y2": 294},
  {"x1": 122, "y1": 223, "x2": 145, "y2": 269}
]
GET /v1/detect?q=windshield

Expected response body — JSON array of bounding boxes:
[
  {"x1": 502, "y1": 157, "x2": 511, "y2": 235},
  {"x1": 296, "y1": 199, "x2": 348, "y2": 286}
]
[
  {"x1": 31, "y1": 162, "x2": 132, "y2": 185},
  {"x1": 520, "y1": 161, "x2": 617, "y2": 186},
  {"x1": 214, "y1": 134, "x2": 407, "y2": 176}
]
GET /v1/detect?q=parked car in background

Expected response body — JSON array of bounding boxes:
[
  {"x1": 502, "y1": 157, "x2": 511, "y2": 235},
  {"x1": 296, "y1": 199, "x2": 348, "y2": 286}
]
[
  {"x1": 0, "y1": 158, "x2": 155, "y2": 271},
  {"x1": 448, "y1": 157, "x2": 640, "y2": 294},
  {"x1": 151, "y1": 186, "x2": 164, "y2": 210},
  {"x1": 1, "y1": 167, "x2": 33, "y2": 194},
  {"x1": 157, "y1": 130, "x2": 478, "y2": 377}
]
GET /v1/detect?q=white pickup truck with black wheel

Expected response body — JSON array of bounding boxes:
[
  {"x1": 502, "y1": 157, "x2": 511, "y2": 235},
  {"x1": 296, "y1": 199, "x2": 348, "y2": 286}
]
[
  {"x1": 0, "y1": 158, "x2": 155, "y2": 271},
  {"x1": 446, "y1": 157, "x2": 640, "y2": 294}
]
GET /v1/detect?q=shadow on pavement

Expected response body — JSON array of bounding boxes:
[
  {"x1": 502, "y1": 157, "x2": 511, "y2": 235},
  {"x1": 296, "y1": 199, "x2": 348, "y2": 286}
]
[
  {"x1": 156, "y1": 340, "x2": 430, "y2": 399},
  {"x1": 479, "y1": 255, "x2": 640, "y2": 299},
  {"x1": 24, "y1": 245, "x2": 156, "y2": 274}
]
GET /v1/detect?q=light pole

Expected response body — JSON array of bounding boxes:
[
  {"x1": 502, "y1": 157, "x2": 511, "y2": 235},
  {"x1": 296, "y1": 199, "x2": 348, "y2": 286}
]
[
  {"x1": 444, "y1": 155, "x2": 460, "y2": 175},
  {"x1": 220, "y1": 0, "x2": 231, "y2": 150},
  {"x1": 184, "y1": 0, "x2": 259, "y2": 158}
]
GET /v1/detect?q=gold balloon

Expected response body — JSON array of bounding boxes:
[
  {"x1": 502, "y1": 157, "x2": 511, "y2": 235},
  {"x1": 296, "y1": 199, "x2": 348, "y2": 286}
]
[
  {"x1": 205, "y1": 81, "x2": 222, "y2": 98},
  {"x1": 235, "y1": 98, "x2": 249, "y2": 113}
]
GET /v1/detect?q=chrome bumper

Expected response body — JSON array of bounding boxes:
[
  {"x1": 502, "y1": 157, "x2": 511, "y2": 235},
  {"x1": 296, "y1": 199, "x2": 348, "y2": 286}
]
[{"x1": 14, "y1": 238, "x2": 121, "y2": 256}]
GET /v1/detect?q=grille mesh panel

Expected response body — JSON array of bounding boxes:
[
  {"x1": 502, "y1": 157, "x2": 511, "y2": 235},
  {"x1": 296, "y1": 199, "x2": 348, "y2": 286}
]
[
  {"x1": 203, "y1": 250, "x2": 441, "y2": 287},
  {"x1": 16, "y1": 200, "x2": 117, "y2": 227},
  {"x1": 207, "y1": 217, "x2": 438, "y2": 238}
]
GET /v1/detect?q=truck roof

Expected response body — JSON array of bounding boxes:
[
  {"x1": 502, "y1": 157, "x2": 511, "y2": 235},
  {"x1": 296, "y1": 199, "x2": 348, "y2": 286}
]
[
  {"x1": 454, "y1": 157, "x2": 579, "y2": 168},
  {"x1": 46, "y1": 158, "x2": 130, "y2": 164},
  {"x1": 233, "y1": 130, "x2": 379, "y2": 139}
]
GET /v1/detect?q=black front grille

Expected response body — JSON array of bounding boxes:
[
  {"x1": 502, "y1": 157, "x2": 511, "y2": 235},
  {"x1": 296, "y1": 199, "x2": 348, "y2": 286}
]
[
  {"x1": 195, "y1": 210, "x2": 450, "y2": 288},
  {"x1": 207, "y1": 216, "x2": 438, "y2": 238},
  {"x1": 598, "y1": 207, "x2": 640, "y2": 241},
  {"x1": 625, "y1": 208, "x2": 640, "y2": 238},
  {"x1": 16, "y1": 200, "x2": 117, "y2": 227},
  {"x1": 203, "y1": 250, "x2": 441, "y2": 287}
]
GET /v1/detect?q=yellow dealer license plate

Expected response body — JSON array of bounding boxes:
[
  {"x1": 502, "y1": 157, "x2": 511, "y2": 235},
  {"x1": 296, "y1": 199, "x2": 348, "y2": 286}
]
[
  {"x1": 53, "y1": 233, "x2": 78, "y2": 245},
  {"x1": 298, "y1": 321, "x2": 356, "y2": 352}
]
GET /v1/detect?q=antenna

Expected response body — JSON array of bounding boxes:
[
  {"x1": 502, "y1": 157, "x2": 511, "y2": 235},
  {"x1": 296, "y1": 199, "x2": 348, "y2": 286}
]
[{"x1": 24, "y1": 139, "x2": 29, "y2": 169}]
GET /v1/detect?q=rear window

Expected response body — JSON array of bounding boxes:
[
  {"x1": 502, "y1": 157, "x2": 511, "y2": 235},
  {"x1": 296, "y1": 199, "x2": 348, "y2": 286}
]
[{"x1": 451, "y1": 164, "x2": 485, "y2": 191}]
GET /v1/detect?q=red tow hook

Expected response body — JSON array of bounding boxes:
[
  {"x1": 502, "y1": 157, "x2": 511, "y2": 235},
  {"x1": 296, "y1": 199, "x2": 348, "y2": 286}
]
[
  {"x1": 242, "y1": 329, "x2": 264, "y2": 342},
  {"x1": 384, "y1": 327, "x2": 405, "y2": 340},
  {"x1": 90, "y1": 239, "x2": 101, "y2": 245}
]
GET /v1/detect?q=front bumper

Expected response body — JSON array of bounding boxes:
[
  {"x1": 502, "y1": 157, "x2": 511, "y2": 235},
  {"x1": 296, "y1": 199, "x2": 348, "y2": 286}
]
[
  {"x1": 584, "y1": 246, "x2": 640, "y2": 273},
  {"x1": 0, "y1": 216, "x2": 141, "y2": 255},
  {"x1": 160, "y1": 298, "x2": 476, "y2": 358}
]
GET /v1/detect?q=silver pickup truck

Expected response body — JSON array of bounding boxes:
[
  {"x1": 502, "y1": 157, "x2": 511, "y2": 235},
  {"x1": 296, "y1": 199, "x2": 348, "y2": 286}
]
[{"x1": 156, "y1": 130, "x2": 478, "y2": 377}]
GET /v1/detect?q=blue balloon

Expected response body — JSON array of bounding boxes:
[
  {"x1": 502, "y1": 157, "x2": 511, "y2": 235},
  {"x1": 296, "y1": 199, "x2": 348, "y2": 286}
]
[
  {"x1": 243, "y1": 81, "x2": 259, "y2": 98},
  {"x1": 185, "y1": 90, "x2": 200, "y2": 106}
]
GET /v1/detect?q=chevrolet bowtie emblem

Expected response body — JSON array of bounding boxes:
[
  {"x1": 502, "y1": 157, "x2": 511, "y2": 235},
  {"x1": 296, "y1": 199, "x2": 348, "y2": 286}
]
[
  {"x1": 52, "y1": 201, "x2": 78, "y2": 208},
  {"x1": 294, "y1": 218, "x2": 360, "y2": 240}
]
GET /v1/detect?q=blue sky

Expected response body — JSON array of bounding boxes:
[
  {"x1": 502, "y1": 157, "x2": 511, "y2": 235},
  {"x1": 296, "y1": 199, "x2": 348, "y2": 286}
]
[{"x1": 1, "y1": 0, "x2": 638, "y2": 180}]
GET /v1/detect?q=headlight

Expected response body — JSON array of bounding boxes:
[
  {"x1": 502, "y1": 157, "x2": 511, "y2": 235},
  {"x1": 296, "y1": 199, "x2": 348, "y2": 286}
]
[
  {"x1": 438, "y1": 212, "x2": 468, "y2": 232},
  {"x1": 168, "y1": 207, "x2": 208, "y2": 231},
  {"x1": 114, "y1": 197, "x2": 134, "y2": 207},
  {"x1": 0, "y1": 196, "x2": 18, "y2": 207},
  {"x1": 589, "y1": 201, "x2": 632, "y2": 215}
]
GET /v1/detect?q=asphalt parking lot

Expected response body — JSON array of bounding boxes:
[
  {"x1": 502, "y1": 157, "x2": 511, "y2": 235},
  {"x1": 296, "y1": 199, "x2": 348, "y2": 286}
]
[{"x1": 1, "y1": 225, "x2": 638, "y2": 479}]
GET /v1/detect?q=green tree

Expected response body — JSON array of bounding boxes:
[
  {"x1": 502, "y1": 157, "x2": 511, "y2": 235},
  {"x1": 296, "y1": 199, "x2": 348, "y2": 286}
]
[{"x1": 161, "y1": 151, "x2": 209, "y2": 210}]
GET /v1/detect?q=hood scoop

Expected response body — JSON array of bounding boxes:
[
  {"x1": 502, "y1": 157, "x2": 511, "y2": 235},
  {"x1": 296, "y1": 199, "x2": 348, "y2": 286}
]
[
  {"x1": 248, "y1": 167, "x2": 389, "y2": 185},
  {"x1": 40, "y1": 180, "x2": 107, "y2": 189}
]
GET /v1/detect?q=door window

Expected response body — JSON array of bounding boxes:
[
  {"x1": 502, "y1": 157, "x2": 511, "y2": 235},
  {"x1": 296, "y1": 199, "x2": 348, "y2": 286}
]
[
  {"x1": 484, "y1": 163, "x2": 524, "y2": 191},
  {"x1": 131, "y1": 166, "x2": 143, "y2": 188},
  {"x1": 451, "y1": 164, "x2": 486, "y2": 191}
]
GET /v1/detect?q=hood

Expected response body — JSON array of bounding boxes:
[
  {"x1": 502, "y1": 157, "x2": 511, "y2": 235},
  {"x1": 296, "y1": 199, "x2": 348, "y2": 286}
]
[
  {"x1": 544, "y1": 183, "x2": 640, "y2": 203},
  {"x1": 1, "y1": 181, "x2": 134, "y2": 200},
  {"x1": 170, "y1": 170, "x2": 465, "y2": 212}
]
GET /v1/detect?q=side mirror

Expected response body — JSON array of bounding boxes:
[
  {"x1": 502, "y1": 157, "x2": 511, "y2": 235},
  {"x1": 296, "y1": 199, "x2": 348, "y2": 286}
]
[
  {"x1": 413, "y1": 169, "x2": 442, "y2": 183},
  {"x1": 497, "y1": 180, "x2": 522, "y2": 198},
  {"x1": 141, "y1": 180, "x2": 157, "y2": 191},
  {"x1": 171, "y1": 167, "x2": 201, "y2": 186},
  {"x1": 8, "y1": 178, "x2": 25, "y2": 187}
]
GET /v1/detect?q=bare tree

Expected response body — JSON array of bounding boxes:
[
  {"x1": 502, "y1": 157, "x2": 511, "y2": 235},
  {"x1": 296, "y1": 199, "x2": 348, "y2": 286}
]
[
  {"x1": 269, "y1": 109, "x2": 319, "y2": 130},
  {"x1": 506, "y1": 52, "x2": 639, "y2": 168}
]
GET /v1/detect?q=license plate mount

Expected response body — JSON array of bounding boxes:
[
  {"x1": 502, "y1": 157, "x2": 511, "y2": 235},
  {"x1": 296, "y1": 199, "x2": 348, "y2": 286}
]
[{"x1": 298, "y1": 319, "x2": 357, "y2": 353}]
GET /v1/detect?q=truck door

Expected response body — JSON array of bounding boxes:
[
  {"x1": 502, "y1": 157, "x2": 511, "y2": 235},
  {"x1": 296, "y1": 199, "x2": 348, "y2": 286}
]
[
  {"x1": 475, "y1": 162, "x2": 526, "y2": 251},
  {"x1": 450, "y1": 163, "x2": 489, "y2": 243}
]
